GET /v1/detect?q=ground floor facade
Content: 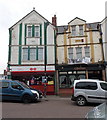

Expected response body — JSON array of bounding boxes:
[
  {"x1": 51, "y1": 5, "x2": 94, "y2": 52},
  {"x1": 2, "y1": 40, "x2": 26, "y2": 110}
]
[{"x1": 7, "y1": 63, "x2": 106, "y2": 96}]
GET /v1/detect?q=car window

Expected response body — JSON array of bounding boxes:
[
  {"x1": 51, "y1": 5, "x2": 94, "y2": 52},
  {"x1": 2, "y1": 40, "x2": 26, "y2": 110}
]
[
  {"x1": 100, "y1": 83, "x2": 107, "y2": 91},
  {"x1": 11, "y1": 81, "x2": 23, "y2": 90},
  {"x1": 75, "y1": 82, "x2": 97, "y2": 90},
  {"x1": 0, "y1": 82, "x2": 9, "y2": 88}
]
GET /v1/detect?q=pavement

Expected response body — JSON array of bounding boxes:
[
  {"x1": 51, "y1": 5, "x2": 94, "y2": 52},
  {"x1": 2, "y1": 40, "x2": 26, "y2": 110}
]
[{"x1": 43, "y1": 95, "x2": 71, "y2": 101}]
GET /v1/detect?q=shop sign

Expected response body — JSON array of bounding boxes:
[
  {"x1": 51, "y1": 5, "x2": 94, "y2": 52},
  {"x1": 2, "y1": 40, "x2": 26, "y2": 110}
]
[{"x1": 10, "y1": 66, "x2": 55, "y2": 72}]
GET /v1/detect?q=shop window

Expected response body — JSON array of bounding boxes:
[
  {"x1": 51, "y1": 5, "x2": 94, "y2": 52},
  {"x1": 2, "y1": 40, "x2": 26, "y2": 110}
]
[
  {"x1": 59, "y1": 75, "x2": 68, "y2": 88},
  {"x1": 29, "y1": 76, "x2": 54, "y2": 85},
  {"x1": 68, "y1": 75, "x2": 76, "y2": 88}
]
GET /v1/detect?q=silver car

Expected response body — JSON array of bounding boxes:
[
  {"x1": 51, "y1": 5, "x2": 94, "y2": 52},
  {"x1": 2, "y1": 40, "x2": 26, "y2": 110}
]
[{"x1": 71, "y1": 79, "x2": 107, "y2": 106}]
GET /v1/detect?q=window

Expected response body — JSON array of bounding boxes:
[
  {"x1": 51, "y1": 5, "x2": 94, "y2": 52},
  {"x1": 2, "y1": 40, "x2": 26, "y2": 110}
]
[
  {"x1": 76, "y1": 47, "x2": 82, "y2": 59},
  {"x1": 0, "y1": 82, "x2": 9, "y2": 88},
  {"x1": 11, "y1": 82, "x2": 23, "y2": 90},
  {"x1": 84, "y1": 46, "x2": 90, "y2": 58},
  {"x1": 100, "y1": 83, "x2": 107, "y2": 91},
  {"x1": 38, "y1": 48, "x2": 43, "y2": 60},
  {"x1": 22, "y1": 47, "x2": 43, "y2": 61},
  {"x1": 22, "y1": 48, "x2": 28, "y2": 61},
  {"x1": 72, "y1": 26, "x2": 76, "y2": 36},
  {"x1": 27, "y1": 26, "x2": 32, "y2": 37},
  {"x1": 79, "y1": 25, "x2": 83, "y2": 35},
  {"x1": 30, "y1": 48, "x2": 36, "y2": 61},
  {"x1": 68, "y1": 48, "x2": 73, "y2": 59},
  {"x1": 27, "y1": 25, "x2": 40, "y2": 37},
  {"x1": 59, "y1": 75, "x2": 68, "y2": 88},
  {"x1": 75, "y1": 82, "x2": 97, "y2": 90},
  {"x1": 34, "y1": 26, "x2": 40, "y2": 37}
]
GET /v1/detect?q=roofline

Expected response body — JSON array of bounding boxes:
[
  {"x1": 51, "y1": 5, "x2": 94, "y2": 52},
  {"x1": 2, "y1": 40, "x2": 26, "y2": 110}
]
[
  {"x1": 68, "y1": 17, "x2": 86, "y2": 24},
  {"x1": 86, "y1": 21, "x2": 101, "y2": 25},
  {"x1": 101, "y1": 16, "x2": 107, "y2": 23},
  {"x1": 9, "y1": 9, "x2": 54, "y2": 30}
]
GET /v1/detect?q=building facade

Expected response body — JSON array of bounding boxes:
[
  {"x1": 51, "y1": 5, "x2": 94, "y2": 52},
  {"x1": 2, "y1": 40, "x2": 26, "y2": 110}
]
[
  {"x1": 101, "y1": 17, "x2": 107, "y2": 80},
  {"x1": 7, "y1": 8, "x2": 57, "y2": 94},
  {"x1": 56, "y1": 17, "x2": 106, "y2": 95},
  {"x1": 7, "y1": 9, "x2": 106, "y2": 95}
]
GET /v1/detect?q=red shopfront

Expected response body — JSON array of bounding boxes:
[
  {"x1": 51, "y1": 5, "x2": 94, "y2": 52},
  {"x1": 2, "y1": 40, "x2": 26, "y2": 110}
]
[{"x1": 10, "y1": 66, "x2": 55, "y2": 95}]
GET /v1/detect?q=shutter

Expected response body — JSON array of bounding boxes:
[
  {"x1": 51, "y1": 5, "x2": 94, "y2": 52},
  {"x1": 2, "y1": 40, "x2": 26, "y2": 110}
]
[
  {"x1": 32, "y1": 25, "x2": 35, "y2": 37},
  {"x1": 40, "y1": 24, "x2": 42, "y2": 45}
]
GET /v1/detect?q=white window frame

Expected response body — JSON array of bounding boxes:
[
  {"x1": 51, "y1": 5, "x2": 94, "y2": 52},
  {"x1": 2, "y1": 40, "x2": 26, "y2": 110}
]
[
  {"x1": 76, "y1": 47, "x2": 82, "y2": 59},
  {"x1": 79, "y1": 25, "x2": 84, "y2": 36},
  {"x1": 68, "y1": 48, "x2": 73, "y2": 59},
  {"x1": 38, "y1": 47, "x2": 43, "y2": 61},
  {"x1": 30, "y1": 48, "x2": 36, "y2": 61},
  {"x1": 34, "y1": 25, "x2": 40, "y2": 37},
  {"x1": 72, "y1": 26, "x2": 76, "y2": 36},
  {"x1": 22, "y1": 48, "x2": 28, "y2": 61},
  {"x1": 27, "y1": 25, "x2": 32, "y2": 37},
  {"x1": 84, "y1": 46, "x2": 90, "y2": 58}
]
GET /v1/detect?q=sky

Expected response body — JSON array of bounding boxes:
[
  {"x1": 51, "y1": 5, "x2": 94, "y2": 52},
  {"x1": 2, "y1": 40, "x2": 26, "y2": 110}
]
[{"x1": 0, "y1": 0, "x2": 106, "y2": 74}]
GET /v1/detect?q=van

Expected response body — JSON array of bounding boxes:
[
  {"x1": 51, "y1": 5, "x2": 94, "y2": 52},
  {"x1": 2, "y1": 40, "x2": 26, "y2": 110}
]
[
  {"x1": 71, "y1": 79, "x2": 107, "y2": 106},
  {"x1": 0, "y1": 79, "x2": 43, "y2": 103}
]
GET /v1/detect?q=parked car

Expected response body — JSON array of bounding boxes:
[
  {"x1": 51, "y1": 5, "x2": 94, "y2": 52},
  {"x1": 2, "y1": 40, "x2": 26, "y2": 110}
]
[
  {"x1": 85, "y1": 102, "x2": 107, "y2": 119},
  {"x1": 71, "y1": 79, "x2": 107, "y2": 106},
  {"x1": 0, "y1": 79, "x2": 43, "y2": 103}
]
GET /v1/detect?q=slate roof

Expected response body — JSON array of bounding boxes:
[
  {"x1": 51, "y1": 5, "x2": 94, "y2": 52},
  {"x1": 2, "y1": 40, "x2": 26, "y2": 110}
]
[
  {"x1": 57, "y1": 25, "x2": 68, "y2": 34},
  {"x1": 86, "y1": 22, "x2": 101, "y2": 30}
]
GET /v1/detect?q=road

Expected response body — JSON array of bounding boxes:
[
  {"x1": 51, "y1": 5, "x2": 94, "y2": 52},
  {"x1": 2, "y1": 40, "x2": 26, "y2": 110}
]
[{"x1": 1, "y1": 96, "x2": 99, "y2": 119}]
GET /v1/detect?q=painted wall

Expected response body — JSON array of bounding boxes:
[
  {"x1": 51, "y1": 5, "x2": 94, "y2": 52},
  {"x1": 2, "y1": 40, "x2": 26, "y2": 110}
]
[{"x1": 8, "y1": 10, "x2": 55, "y2": 67}]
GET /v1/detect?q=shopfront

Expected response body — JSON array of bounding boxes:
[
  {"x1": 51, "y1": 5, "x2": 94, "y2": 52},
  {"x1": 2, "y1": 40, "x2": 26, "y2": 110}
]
[
  {"x1": 56, "y1": 63, "x2": 106, "y2": 96},
  {"x1": 10, "y1": 65, "x2": 55, "y2": 95}
]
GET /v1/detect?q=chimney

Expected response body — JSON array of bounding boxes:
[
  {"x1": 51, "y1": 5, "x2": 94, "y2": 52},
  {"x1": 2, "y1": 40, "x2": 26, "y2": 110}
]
[{"x1": 52, "y1": 15, "x2": 57, "y2": 26}]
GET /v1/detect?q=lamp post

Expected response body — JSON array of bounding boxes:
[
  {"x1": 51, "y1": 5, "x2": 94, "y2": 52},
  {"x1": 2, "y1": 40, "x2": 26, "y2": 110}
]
[{"x1": 44, "y1": 22, "x2": 49, "y2": 98}]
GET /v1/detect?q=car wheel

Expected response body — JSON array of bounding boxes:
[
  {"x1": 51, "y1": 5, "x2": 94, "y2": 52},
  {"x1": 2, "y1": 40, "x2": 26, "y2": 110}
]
[
  {"x1": 76, "y1": 96, "x2": 86, "y2": 106},
  {"x1": 22, "y1": 94, "x2": 32, "y2": 103}
]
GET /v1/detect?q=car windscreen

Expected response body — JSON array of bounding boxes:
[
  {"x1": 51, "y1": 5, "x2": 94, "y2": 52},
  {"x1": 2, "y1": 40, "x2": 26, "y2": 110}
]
[
  {"x1": 100, "y1": 83, "x2": 107, "y2": 91},
  {"x1": 19, "y1": 82, "x2": 30, "y2": 89}
]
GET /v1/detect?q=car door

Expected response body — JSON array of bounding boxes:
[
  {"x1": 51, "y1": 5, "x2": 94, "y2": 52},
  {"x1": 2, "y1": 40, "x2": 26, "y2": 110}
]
[
  {"x1": 1, "y1": 81, "x2": 13, "y2": 100},
  {"x1": 9, "y1": 81, "x2": 24, "y2": 101},
  {"x1": 85, "y1": 82, "x2": 101, "y2": 103},
  {"x1": 98, "y1": 82, "x2": 107, "y2": 103}
]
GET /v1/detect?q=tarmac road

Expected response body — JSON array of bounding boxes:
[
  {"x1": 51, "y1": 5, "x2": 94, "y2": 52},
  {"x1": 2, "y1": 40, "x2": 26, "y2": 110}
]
[{"x1": 1, "y1": 96, "x2": 99, "y2": 119}]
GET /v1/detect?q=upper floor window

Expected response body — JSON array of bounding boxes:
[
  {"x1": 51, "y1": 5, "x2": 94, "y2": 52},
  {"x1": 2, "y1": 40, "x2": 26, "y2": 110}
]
[
  {"x1": 72, "y1": 26, "x2": 76, "y2": 36},
  {"x1": 22, "y1": 47, "x2": 43, "y2": 61},
  {"x1": 22, "y1": 48, "x2": 28, "y2": 61},
  {"x1": 27, "y1": 25, "x2": 40, "y2": 37},
  {"x1": 68, "y1": 48, "x2": 73, "y2": 59},
  {"x1": 27, "y1": 26, "x2": 32, "y2": 37},
  {"x1": 79, "y1": 25, "x2": 84, "y2": 35},
  {"x1": 76, "y1": 47, "x2": 82, "y2": 59},
  {"x1": 38, "y1": 48, "x2": 43, "y2": 60},
  {"x1": 35, "y1": 26, "x2": 40, "y2": 37},
  {"x1": 84, "y1": 46, "x2": 90, "y2": 58}
]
